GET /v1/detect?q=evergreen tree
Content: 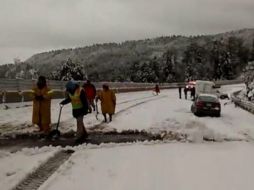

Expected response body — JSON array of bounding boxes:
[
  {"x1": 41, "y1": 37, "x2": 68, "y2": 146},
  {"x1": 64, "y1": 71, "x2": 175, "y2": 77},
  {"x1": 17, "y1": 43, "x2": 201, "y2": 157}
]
[
  {"x1": 149, "y1": 57, "x2": 160, "y2": 82},
  {"x1": 162, "y1": 48, "x2": 177, "y2": 82},
  {"x1": 50, "y1": 58, "x2": 85, "y2": 81},
  {"x1": 250, "y1": 39, "x2": 254, "y2": 61},
  {"x1": 183, "y1": 43, "x2": 200, "y2": 81}
]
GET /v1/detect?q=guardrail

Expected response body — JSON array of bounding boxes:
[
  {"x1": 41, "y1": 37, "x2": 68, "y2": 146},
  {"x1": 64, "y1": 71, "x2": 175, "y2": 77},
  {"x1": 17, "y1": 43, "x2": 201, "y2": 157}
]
[
  {"x1": 0, "y1": 79, "x2": 185, "y2": 91},
  {"x1": 0, "y1": 79, "x2": 243, "y2": 103},
  {"x1": 0, "y1": 83, "x2": 179, "y2": 103},
  {"x1": 231, "y1": 90, "x2": 254, "y2": 114},
  {"x1": 0, "y1": 79, "x2": 243, "y2": 92}
]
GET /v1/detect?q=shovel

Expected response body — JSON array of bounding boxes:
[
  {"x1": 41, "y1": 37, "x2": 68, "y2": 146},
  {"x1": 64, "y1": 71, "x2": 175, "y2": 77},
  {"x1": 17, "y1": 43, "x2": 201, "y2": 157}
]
[
  {"x1": 95, "y1": 102, "x2": 99, "y2": 120},
  {"x1": 48, "y1": 105, "x2": 63, "y2": 139}
]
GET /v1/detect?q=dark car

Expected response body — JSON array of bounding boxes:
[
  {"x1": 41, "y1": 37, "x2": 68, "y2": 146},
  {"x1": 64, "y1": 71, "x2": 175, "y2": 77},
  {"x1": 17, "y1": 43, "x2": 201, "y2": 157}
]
[{"x1": 191, "y1": 94, "x2": 221, "y2": 117}]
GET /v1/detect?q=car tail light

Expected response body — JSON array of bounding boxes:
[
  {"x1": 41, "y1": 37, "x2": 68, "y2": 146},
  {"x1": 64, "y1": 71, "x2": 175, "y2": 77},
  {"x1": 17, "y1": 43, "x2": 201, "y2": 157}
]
[{"x1": 196, "y1": 101, "x2": 204, "y2": 107}]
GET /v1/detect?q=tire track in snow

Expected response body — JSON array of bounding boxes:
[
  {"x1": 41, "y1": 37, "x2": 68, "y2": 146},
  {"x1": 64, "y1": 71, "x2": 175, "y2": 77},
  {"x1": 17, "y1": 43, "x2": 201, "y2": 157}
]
[
  {"x1": 50, "y1": 94, "x2": 158, "y2": 128},
  {"x1": 117, "y1": 94, "x2": 156, "y2": 105},
  {"x1": 12, "y1": 150, "x2": 74, "y2": 190},
  {"x1": 90, "y1": 95, "x2": 167, "y2": 131}
]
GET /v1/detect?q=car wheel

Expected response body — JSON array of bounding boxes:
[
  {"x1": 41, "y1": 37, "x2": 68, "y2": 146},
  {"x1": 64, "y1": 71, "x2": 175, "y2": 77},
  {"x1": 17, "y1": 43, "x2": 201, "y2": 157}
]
[
  {"x1": 194, "y1": 111, "x2": 200, "y2": 117},
  {"x1": 191, "y1": 105, "x2": 194, "y2": 112}
]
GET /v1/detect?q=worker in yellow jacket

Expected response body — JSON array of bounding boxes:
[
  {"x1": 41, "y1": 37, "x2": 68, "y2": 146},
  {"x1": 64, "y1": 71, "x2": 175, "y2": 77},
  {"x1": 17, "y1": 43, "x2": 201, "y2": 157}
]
[
  {"x1": 32, "y1": 76, "x2": 53, "y2": 134},
  {"x1": 60, "y1": 81, "x2": 89, "y2": 143},
  {"x1": 96, "y1": 84, "x2": 116, "y2": 122}
]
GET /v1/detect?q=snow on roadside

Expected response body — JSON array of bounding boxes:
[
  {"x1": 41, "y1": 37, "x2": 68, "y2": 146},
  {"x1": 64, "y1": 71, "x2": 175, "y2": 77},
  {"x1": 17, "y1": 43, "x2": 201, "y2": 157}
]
[
  {"x1": 39, "y1": 142, "x2": 254, "y2": 190},
  {"x1": 219, "y1": 83, "x2": 245, "y2": 95},
  {"x1": 0, "y1": 147, "x2": 59, "y2": 190}
]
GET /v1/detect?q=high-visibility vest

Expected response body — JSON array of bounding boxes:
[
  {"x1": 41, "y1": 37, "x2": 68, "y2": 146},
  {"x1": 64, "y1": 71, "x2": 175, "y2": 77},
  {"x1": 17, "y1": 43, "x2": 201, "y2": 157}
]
[{"x1": 69, "y1": 88, "x2": 83, "y2": 109}]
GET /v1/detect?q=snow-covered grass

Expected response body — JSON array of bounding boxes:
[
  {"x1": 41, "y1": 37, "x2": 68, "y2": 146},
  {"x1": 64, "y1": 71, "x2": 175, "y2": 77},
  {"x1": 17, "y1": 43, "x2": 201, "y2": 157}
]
[
  {"x1": 0, "y1": 147, "x2": 58, "y2": 190},
  {"x1": 39, "y1": 142, "x2": 254, "y2": 190}
]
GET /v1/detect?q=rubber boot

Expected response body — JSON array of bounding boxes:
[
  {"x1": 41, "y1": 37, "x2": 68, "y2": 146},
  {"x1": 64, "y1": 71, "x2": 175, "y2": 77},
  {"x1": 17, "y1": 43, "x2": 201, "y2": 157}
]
[{"x1": 103, "y1": 114, "x2": 107, "y2": 123}]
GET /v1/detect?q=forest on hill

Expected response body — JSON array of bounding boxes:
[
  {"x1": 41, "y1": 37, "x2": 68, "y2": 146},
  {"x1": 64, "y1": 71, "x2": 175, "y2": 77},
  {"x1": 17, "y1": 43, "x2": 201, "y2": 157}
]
[{"x1": 1, "y1": 29, "x2": 254, "y2": 82}]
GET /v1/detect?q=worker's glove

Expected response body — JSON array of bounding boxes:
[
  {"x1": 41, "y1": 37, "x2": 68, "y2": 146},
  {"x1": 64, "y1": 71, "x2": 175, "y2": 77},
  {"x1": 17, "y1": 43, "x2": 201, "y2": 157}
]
[{"x1": 35, "y1": 95, "x2": 44, "y2": 101}]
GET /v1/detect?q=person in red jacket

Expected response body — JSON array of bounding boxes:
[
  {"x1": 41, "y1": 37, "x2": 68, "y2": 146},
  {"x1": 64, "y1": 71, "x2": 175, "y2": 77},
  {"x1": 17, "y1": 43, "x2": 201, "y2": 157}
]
[{"x1": 83, "y1": 80, "x2": 97, "y2": 112}]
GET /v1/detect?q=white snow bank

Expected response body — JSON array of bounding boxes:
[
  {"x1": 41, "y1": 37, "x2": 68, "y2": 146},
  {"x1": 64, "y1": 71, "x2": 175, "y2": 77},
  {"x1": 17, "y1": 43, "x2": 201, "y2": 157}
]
[{"x1": 39, "y1": 142, "x2": 254, "y2": 190}]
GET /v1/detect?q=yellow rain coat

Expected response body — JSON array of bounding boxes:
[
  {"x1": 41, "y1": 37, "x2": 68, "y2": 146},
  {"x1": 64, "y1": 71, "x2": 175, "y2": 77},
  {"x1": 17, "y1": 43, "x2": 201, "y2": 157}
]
[
  {"x1": 97, "y1": 90, "x2": 116, "y2": 114},
  {"x1": 32, "y1": 86, "x2": 53, "y2": 133}
]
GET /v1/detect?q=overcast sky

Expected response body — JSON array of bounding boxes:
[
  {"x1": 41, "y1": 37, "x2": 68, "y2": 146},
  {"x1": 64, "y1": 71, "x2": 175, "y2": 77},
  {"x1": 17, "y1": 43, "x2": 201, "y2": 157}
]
[{"x1": 0, "y1": 0, "x2": 254, "y2": 64}]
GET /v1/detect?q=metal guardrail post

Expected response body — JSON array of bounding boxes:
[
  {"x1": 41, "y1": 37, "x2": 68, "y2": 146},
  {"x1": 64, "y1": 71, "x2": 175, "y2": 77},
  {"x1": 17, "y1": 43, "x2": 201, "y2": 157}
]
[
  {"x1": 2, "y1": 91, "x2": 6, "y2": 104},
  {"x1": 18, "y1": 91, "x2": 24, "y2": 103}
]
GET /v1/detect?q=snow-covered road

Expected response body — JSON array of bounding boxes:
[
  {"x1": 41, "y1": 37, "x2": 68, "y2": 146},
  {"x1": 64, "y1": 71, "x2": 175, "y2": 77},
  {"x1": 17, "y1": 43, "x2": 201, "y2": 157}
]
[
  {"x1": 1, "y1": 83, "x2": 253, "y2": 142},
  {"x1": 39, "y1": 142, "x2": 254, "y2": 190},
  {"x1": 107, "y1": 84, "x2": 254, "y2": 142},
  {"x1": 1, "y1": 84, "x2": 254, "y2": 190}
]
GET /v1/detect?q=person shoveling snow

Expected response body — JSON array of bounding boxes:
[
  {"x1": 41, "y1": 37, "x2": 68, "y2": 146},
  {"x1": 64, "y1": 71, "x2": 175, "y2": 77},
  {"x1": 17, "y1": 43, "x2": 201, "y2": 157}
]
[{"x1": 60, "y1": 81, "x2": 89, "y2": 143}]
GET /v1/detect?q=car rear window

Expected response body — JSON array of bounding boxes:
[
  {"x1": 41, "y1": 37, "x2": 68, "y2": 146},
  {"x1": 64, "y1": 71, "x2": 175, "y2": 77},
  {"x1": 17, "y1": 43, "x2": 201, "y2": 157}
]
[{"x1": 198, "y1": 96, "x2": 217, "y2": 102}]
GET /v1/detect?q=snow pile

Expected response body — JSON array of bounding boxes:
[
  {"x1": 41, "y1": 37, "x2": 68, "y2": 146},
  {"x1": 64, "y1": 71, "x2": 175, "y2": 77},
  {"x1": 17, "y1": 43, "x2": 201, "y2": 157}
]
[
  {"x1": 184, "y1": 120, "x2": 224, "y2": 142},
  {"x1": 149, "y1": 119, "x2": 229, "y2": 143}
]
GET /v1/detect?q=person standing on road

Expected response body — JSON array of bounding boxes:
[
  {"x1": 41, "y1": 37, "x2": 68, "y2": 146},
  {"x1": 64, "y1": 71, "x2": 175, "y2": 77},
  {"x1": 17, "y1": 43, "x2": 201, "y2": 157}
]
[
  {"x1": 32, "y1": 76, "x2": 53, "y2": 134},
  {"x1": 191, "y1": 87, "x2": 196, "y2": 100},
  {"x1": 83, "y1": 80, "x2": 97, "y2": 112},
  {"x1": 184, "y1": 87, "x2": 188, "y2": 100},
  {"x1": 178, "y1": 85, "x2": 182, "y2": 99},
  {"x1": 96, "y1": 84, "x2": 116, "y2": 122},
  {"x1": 60, "y1": 81, "x2": 89, "y2": 143},
  {"x1": 155, "y1": 84, "x2": 160, "y2": 95}
]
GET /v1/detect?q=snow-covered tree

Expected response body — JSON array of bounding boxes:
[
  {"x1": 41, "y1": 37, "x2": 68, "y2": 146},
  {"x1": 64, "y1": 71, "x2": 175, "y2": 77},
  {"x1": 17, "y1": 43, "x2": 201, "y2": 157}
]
[
  {"x1": 183, "y1": 43, "x2": 201, "y2": 81},
  {"x1": 244, "y1": 61, "x2": 254, "y2": 90},
  {"x1": 162, "y1": 49, "x2": 177, "y2": 82},
  {"x1": 50, "y1": 58, "x2": 85, "y2": 81}
]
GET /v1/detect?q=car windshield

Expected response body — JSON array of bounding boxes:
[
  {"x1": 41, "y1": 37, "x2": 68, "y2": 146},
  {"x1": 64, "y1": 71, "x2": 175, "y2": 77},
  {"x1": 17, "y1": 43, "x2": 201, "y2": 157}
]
[{"x1": 198, "y1": 96, "x2": 217, "y2": 102}]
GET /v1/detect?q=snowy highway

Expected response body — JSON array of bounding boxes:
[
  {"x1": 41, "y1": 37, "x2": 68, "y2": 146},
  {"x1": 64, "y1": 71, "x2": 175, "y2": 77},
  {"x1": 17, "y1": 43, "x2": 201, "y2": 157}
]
[
  {"x1": 1, "y1": 84, "x2": 254, "y2": 190},
  {"x1": 1, "y1": 83, "x2": 253, "y2": 141}
]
